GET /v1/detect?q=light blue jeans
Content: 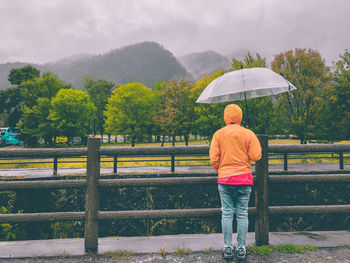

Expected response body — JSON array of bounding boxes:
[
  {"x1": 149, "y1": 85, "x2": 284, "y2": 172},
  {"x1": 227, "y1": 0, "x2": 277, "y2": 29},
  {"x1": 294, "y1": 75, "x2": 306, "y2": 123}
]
[{"x1": 218, "y1": 184, "x2": 252, "y2": 250}]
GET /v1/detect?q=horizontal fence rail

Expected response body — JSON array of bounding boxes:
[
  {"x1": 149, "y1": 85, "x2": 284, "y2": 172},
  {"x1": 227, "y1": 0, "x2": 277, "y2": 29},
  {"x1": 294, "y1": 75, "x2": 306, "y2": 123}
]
[
  {"x1": 0, "y1": 148, "x2": 87, "y2": 158},
  {"x1": 2, "y1": 205, "x2": 350, "y2": 223},
  {"x1": 0, "y1": 138, "x2": 350, "y2": 252},
  {"x1": 2, "y1": 144, "x2": 349, "y2": 157},
  {"x1": 0, "y1": 180, "x2": 86, "y2": 190},
  {"x1": 2, "y1": 173, "x2": 350, "y2": 190},
  {"x1": 0, "y1": 212, "x2": 85, "y2": 223}
]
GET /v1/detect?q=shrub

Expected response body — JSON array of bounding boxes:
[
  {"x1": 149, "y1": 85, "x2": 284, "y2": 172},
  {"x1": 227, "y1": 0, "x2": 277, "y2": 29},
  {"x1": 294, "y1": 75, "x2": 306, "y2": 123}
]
[
  {"x1": 275, "y1": 244, "x2": 305, "y2": 253},
  {"x1": 246, "y1": 245, "x2": 273, "y2": 255},
  {"x1": 302, "y1": 244, "x2": 318, "y2": 251}
]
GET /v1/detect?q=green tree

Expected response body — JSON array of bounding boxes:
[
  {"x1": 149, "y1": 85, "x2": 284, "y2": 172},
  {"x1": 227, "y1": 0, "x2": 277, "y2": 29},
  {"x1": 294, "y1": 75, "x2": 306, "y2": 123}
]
[
  {"x1": 192, "y1": 70, "x2": 227, "y2": 140},
  {"x1": 20, "y1": 98, "x2": 58, "y2": 145},
  {"x1": 154, "y1": 78, "x2": 195, "y2": 146},
  {"x1": 0, "y1": 88, "x2": 22, "y2": 127},
  {"x1": 18, "y1": 73, "x2": 69, "y2": 145},
  {"x1": 320, "y1": 49, "x2": 350, "y2": 140},
  {"x1": 49, "y1": 89, "x2": 96, "y2": 143},
  {"x1": 311, "y1": 84, "x2": 338, "y2": 142},
  {"x1": 271, "y1": 48, "x2": 330, "y2": 143},
  {"x1": 104, "y1": 82, "x2": 156, "y2": 147},
  {"x1": 8, "y1": 65, "x2": 40, "y2": 87},
  {"x1": 230, "y1": 52, "x2": 267, "y2": 69},
  {"x1": 21, "y1": 72, "x2": 70, "y2": 108},
  {"x1": 84, "y1": 78, "x2": 114, "y2": 138},
  {"x1": 0, "y1": 65, "x2": 41, "y2": 127}
]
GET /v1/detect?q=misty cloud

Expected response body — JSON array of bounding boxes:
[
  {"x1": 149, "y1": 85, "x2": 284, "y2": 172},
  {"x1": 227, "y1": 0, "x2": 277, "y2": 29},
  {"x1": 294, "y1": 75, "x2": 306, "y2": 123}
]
[{"x1": 0, "y1": 0, "x2": 349, "y2": 65}]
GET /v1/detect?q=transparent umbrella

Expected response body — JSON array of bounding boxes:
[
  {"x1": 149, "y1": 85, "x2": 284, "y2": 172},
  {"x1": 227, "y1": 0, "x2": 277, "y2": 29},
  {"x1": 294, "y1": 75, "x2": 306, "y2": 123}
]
[{"x1": 196, "y1": 67, "x2": 297, "y2": 126}]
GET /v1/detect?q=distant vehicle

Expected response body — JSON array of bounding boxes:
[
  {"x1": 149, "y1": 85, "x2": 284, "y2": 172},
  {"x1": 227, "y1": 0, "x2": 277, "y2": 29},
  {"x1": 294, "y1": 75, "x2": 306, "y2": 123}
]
[{"x1": 0, "y1": 127, "x2": 21, "y2": 146}]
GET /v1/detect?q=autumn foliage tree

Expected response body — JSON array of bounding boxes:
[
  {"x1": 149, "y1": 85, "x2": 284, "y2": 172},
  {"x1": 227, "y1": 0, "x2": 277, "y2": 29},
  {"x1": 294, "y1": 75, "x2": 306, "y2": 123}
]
[
  {"x1": 328, "y1": 49, "x2": 350, "y2": 139},
  {"x1": 154, "y1": 78, "x2": 195, "y2": 146},
  {"x1": 272, "y1": 48, "x2": 330, "y2": 143}
]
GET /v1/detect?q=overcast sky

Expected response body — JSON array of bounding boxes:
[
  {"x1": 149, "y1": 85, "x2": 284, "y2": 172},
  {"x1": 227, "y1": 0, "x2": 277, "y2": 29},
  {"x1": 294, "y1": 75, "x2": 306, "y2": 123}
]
[{"x1": 0, "y1": 0, "x2": 349, "y2": 66}]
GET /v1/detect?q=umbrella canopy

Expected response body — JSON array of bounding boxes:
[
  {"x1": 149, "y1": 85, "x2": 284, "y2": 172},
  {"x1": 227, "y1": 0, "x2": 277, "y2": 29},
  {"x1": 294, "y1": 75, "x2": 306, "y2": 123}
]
[{"x1": 196, "y1": 67, "x2": 297, "y2": 104}]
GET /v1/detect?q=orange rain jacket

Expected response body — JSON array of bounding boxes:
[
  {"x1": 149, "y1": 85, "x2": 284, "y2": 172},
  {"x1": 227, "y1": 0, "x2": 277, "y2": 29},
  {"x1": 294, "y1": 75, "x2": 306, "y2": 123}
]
[{"x1": 209, "y1": 104, "x2": 262, "y2": 180}]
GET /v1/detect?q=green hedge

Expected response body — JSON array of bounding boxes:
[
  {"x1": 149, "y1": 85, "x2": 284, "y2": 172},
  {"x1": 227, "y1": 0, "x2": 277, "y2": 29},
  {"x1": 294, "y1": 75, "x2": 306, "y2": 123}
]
[{"x1": 1, "y1": 177, "x2": 349, "y2": 240}]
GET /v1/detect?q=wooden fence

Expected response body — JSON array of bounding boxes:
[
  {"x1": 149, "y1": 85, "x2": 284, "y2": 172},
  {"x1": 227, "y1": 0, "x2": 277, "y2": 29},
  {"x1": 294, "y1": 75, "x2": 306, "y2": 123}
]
[
  {"x1": 0, "y1": 136, "x2": 350, "y2": 252},
  {"x1": 0, "y1": 144, "x2": 348, "y2": 174}
]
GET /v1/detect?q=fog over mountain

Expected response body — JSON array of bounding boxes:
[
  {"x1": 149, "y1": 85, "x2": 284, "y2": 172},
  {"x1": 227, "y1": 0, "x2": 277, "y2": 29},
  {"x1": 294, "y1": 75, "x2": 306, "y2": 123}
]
[
  {"x1": 0, "y1": 42, "x2": 194, "y2": 90},
  {"x1": 1, "y1": 0, "x2": 349, "y2": 68},
  {"x1": 179, "y1": 51, "x2": 231, "y2": 81}
]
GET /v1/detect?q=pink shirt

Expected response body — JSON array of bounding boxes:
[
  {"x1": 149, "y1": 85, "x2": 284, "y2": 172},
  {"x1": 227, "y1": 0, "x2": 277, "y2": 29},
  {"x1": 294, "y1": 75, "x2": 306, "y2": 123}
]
[{"x1": 217, "y1": 172, "x2": 253, "y2": 185}]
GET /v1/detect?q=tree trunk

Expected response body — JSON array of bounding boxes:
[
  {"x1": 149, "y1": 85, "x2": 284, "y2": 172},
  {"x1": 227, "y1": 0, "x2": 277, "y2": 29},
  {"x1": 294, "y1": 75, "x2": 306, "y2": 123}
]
[
  {"x1": 184, "y1": 134, "x2": 189, "y2": 146},
  {"x1": 93, "y1": 123, "x2": 97, "y2": 137},
  {"x1": 172, "y1": 135, "x2": 175, "y2": 146}
]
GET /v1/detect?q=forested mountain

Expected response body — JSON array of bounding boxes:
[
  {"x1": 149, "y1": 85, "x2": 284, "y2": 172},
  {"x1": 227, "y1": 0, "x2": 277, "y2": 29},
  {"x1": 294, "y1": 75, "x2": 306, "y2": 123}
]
[
  {"x1": 0, "y1": 42, "x2": 251, "y2": 90},
  {"x1": 0, "y1": 42, "x2": 191, "y2": 90},
  {"x1": 178, "y1": 51, "x2": 231, "y2": 80}
]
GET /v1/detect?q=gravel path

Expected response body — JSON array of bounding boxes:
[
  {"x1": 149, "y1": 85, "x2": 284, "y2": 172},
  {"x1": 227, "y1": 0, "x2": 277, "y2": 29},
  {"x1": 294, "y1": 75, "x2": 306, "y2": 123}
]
[{"x1": 1, "y1": 247, "x2": 349, "y2": 263}]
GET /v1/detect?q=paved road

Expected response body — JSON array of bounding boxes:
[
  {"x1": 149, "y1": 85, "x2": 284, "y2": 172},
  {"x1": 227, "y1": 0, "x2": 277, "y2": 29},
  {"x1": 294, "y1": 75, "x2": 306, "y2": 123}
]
[{"x1": 0, "y1": 162, "x2": 349, "y2": 178}]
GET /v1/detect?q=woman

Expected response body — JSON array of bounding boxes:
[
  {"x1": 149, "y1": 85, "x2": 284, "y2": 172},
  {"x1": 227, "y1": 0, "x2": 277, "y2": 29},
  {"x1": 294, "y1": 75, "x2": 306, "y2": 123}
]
[{"x1": 209, "y1": 104, "x2": 261, "y2": 260}]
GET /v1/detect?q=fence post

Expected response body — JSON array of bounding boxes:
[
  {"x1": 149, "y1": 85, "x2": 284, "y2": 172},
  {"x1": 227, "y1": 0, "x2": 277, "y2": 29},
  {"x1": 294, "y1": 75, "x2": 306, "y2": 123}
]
[
  {"x1": 53, "y1": 157, "x2": 58, "y2": 176},
  {"x1": 255, "y1": 134, "x2": 269, "y2": 246},
  {"x1": 283, "y1": 153, "x2": 288, "y2": 171},
  {"x1": 339, "y1": 152, "x2": 344, "y2": 170},
  {"x1": 171, "y1": 154, "x2": 175, "y2": 172},
  {"x1": 113, "y1": 156, "x2": 118, "y2": 173},
  {"x1": 84, "y1": 137, "x2": 100, "y2": 253}
]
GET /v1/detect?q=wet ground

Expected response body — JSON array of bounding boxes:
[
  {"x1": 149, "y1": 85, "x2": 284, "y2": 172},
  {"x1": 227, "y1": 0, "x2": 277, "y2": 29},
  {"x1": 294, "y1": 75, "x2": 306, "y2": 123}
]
[
  {"x1": 1, "y1": 231, "x2": 350, "y2": 261},
  {"x1": 0, "y1": 162, "x2": 349, "y2": 178},
  {"x1": 0, "y1": 247, "x2": 350, "y2": 263}
]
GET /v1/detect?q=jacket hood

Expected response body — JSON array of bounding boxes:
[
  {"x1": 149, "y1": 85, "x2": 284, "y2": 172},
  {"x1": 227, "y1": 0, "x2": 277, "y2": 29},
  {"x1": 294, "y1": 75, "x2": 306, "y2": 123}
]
[{"x1": 224, "y1": 104, "x2": 242, "y2": 125}]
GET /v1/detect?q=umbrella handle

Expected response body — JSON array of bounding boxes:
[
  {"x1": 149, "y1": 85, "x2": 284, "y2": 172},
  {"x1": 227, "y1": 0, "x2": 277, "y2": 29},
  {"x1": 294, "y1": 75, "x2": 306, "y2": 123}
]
[
  {"x1": 279, "y1": 72, "x2": 291, "y2": 90},
  {"x1": 244, "y1": 91, "x2": 250, "y2": 128}
]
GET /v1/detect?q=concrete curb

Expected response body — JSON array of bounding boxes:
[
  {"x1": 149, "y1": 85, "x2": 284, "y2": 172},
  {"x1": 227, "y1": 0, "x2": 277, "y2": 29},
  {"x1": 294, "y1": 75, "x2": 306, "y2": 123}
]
[{"x1": 0, "y1": 231, "x2": 349, "y2": 258}]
